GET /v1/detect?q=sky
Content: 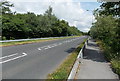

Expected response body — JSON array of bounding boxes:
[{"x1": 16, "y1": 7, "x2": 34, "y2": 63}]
[{"x1": 7, "y1": 0, "x2": 101, "y2": 32}]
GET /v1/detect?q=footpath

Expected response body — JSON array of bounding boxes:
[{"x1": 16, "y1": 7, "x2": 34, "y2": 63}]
[{"x1": 76, "y1": 38, "x2": 119, "y2": 80}]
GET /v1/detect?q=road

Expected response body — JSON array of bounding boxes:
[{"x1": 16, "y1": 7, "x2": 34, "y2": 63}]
[{"x1": 1, "y1": 36, "x2": 87, "y2": 79}]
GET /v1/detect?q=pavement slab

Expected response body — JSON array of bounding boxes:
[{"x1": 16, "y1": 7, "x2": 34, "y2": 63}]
[{"x1": 76, "y1": 38, "x2": 119, "y2": 79}]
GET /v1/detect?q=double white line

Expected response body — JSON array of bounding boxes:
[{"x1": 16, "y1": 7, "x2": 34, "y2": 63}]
[{"x1": 0, "y1": 53, "x2": 27, "y2": 64}]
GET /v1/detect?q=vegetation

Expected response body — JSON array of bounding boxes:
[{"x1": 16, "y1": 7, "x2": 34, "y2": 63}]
[
  {"x1": 1, "y1": 1, "x2": 83, "y2": 40},
  {"x1": 47, "y1": 39, "x2": 87, "y2": 80},
  {"x1": 0, "y1": 36, "x2": 79, "y2": 47},
  {"x1": 90, "y1": 1, "x2": 120, "y2": 76}
]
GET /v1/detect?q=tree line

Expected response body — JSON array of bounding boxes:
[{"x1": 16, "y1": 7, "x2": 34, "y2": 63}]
[
  {"x1": 90, "y1": 1, "x2": 120, "y2": 75},
  {"x1": 1, "y1": 1, "x2": 83, "y2": 40}
]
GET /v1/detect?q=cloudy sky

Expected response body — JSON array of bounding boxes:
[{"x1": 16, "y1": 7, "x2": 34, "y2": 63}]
[{"x1": 7, "y1": 0, "x2": 101, "y2": 32}]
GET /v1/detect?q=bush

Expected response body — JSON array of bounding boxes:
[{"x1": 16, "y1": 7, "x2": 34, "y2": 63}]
[
  {"x1": 10, "y1": 37, "x2": 15, "y2": 40},
  {"x1": 111, "y1": 59, "x2": 120, "y2": 76},
  {"x1": 2, "y1": 36, "x2": 6, "y2": 40}
]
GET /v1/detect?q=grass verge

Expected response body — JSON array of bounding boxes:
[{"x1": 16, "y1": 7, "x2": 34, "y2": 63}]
[
  {"x1": 47, "y1": 39, "x2": 87, "y2": 80},
  {"x1": 96, "y1": 40, "x2": 120, "y2": 77},
  {"x1": 0, "y1": 36, "x2": 80, "y2": 47}
]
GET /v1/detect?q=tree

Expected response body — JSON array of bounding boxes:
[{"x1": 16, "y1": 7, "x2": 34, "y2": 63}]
[
  {"x1": 90, "y1": 1, "x2": 120, "y2": 60},
  {"x1": 0, "y1": 0, "x2": 13, "y2": 14},
  {"x1": 95, "y1": 2, "x2": 120, "y2": 17},
  {"x1": 1, "y1": 1, "x2": 82, "y2": 39}
]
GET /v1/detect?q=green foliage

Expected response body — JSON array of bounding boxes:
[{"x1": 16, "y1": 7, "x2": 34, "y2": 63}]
[
  {"x1": 2, "y1": 36, "x2": 6, "y2": 40},
  {"x1": 94, "y1": 2, "x2": 120, "y2": 17},
  {"x1": 90, "y1": 2, "x2": 120, "y2": 76},
  {"x1": 0, "y1": 0, "x2": 13, "y2": 14},
  {"x1": 1, "y1": 1, "x2": 82, "y2": 40},
  {"x1": 111, "y1": 59, "x2": 120, "y2": 75}
]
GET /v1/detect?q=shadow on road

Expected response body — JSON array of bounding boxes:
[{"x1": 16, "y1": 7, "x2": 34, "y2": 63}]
[{"x1": 65, "y1": 47, "x2": 76, "y2": 53}]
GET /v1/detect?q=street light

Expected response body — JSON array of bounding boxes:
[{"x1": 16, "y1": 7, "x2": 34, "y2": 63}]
[
  {"x1": 85, "y1": 9, "x2": 95, "y2": 33},
  {"x1": 86, "y1": 9, "x2": 94, "y2": 24}
]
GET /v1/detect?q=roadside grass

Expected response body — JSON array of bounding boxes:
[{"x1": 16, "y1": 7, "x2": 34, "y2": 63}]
[
  {"x1": 111, "y1": 59, "x2": 120, "y2": 76},
  {"x1": 0, "y1": 36, "x2": 80, "y2": 47},
  {"x1": 47, "y1": 39, "x2": 87, "y2": 80},
  {"x1": 96, "y1": 40, "x2": 120, "y2": 77}
]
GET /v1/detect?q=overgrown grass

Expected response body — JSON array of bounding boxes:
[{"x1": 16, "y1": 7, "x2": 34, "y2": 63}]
[
  {"x1": 47, "y1": 39, "x2": 87, "y2": 80},
  {"x1": 111, "y1": 59, "x2": 120, "y2": 76},
  {"x1": 0, "y1": 36, "x2": 80, "y2": 47},
  {"x1": 96, "y1": 40, "x2": 120, "y2": 77}
]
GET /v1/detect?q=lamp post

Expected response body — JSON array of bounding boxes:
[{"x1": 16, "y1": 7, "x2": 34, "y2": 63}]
[
  {"x1": 86, "y1": 9, "x2": 95, "y2": 33},
  {"x1": 86, "y1": 9, "x2": 94, "y2": 24}
]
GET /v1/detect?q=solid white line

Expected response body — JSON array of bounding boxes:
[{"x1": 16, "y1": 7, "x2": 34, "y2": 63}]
[
  {"x1": 0, "y1": 53, "x2": 18, "y2": 59},
  {"x1": 0, "y1": 53, "x2": 27, "y2": 64}
]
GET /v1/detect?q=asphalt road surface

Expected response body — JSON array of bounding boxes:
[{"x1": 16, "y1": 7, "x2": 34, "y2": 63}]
[{"x1": 1, "y1": 36, "x2": 87, "y2": 79}]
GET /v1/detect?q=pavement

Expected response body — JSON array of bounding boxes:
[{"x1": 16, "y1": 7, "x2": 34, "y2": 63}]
[
  {"x1": 76, "y1": 38, "x2": 119, "y2": 79},
  {"x1": 1, "y1": 36, "x2": 87, "y2": 79}
]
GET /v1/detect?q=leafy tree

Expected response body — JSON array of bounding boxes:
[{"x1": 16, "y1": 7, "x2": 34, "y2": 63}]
[
  {"x1": 90, "y1": 1, "x2": 120, "y2": 60},
  {"x1": 95, "y1": 2, "x2": 120, "y2": 17},
  {"x1": 0, "y1": 0, "x2": 13, "y2": 14},
  {"x1": 1, "y1": 1, "x2": 82, "y2": 39}
]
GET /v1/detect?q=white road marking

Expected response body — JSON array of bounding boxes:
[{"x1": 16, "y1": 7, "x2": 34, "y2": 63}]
[
  {"x1": 58, "y1": 43, "x2": 62, "y2": 45},
  {"x1": 40, "y1": 46, "x2": 48, "y2": 48},
  {"x1": 38, "y1": 48, "x2": 41, "y2": 50},
  {"x1": 52, "y1": 44, "x2": 58, "y2": 46},
  {"x1": 49, "y1": 44, "x2": 55, "y2": 47},
  {"x1": 44, "y1": 46, "x2": 52, "y2": 49},
  {"x1": 44, "y1": 47, "x2": 49, "y2": 49},
  {"x1": 0, "y1": 53, "x2": 27, "y2": 64},
  {"x1": 0, "y1": 53, "x2": 18, "y2": 59},
  {"x1": 37, "y1": 38, "x2": 79, "y2": 50},
  {"x1": 48, "y1": 46, "x2": 52, "y2": 48}
]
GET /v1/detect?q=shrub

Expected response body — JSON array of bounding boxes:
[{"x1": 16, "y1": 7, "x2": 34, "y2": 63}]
[{"x1": 2, "y1": 36, "x2": 6, "y2": 40}]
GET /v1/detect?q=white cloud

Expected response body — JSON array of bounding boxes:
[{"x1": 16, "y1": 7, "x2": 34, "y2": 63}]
[
  {"x1": 8, "y1": 0, "x2": 95, "y2": 32},
  {"x1": 7, "y1": 0, "x2": 98, "y2": 2}
]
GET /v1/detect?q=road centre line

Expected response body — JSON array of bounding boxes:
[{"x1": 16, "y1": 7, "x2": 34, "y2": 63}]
[
  {"x1": 1, "y1": 37, "x2": 80, "y2": 64},
  {"x1": 38, "y1": 38, "x2": 80, "y2": 51},
  {"x1": 50, "y1": 46, "x2": 55, "y2": 48},
  {"x1": 44, "y1": 47, "x2": 49, "y2": 49},
  {"x1": 38, "y1": 48, "x2": 41, "y2": 50}
]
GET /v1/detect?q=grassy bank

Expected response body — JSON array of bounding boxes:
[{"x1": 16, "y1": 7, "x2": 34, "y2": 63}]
[
  {"x1": 96, "y1": 40, "x2": 120, "y2": 77},
  {"x1": 47, "y1": 39, "x2": 87, "y2": 80},
  {"x1": 0, "y1": 36, "x2": 80, "y2": 47}
]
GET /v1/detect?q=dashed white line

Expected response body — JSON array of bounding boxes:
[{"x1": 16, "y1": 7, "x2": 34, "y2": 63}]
[
  {"x1": 37, "y1": 38, "x2": 80, "y2": 51},
  {"x1": 38, "y1": 48, "x2": 41, "y2": 50},
  {"x1": 50, "y1": 45, "x2": 55, "y2": 48}
]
